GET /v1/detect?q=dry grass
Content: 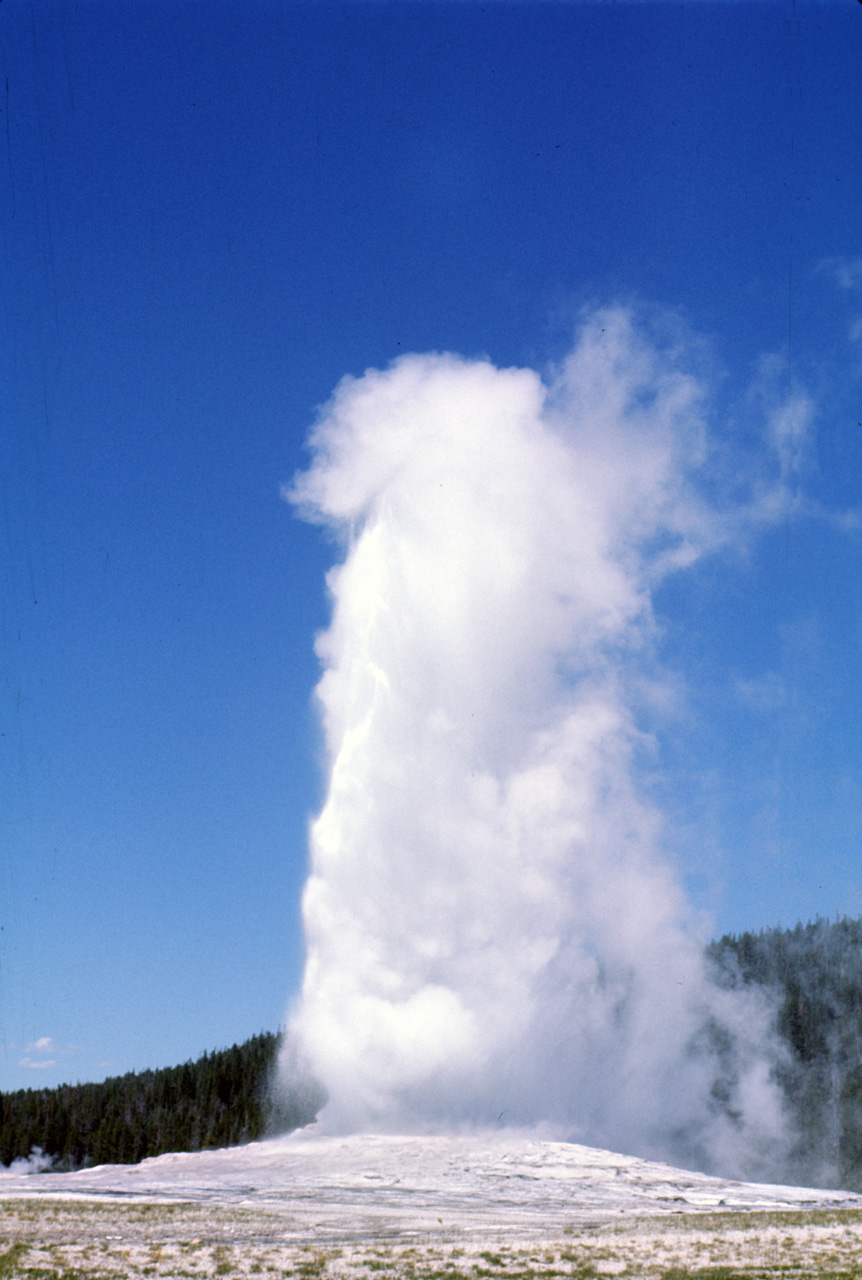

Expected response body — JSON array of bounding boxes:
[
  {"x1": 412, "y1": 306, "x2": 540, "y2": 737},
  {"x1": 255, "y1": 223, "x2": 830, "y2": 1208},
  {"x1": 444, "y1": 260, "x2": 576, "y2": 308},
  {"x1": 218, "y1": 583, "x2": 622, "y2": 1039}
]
[{"x1": 4, "y1": 1200, "x2": 862, "y2": 1280}]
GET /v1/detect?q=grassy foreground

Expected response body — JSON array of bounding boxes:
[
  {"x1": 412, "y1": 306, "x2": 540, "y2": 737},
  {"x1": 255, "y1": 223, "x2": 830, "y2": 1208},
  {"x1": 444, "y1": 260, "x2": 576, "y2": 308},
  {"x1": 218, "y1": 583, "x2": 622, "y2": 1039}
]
[{"x1": 4, "y1": 1201, "x2": 862, "y2": 1280}]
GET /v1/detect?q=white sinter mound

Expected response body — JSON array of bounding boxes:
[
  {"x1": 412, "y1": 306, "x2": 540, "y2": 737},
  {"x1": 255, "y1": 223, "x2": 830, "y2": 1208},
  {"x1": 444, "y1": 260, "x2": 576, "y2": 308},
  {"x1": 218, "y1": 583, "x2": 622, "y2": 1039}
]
[{"x1": 2, "y1": 1132, "x2": 859, "y2": 1237}]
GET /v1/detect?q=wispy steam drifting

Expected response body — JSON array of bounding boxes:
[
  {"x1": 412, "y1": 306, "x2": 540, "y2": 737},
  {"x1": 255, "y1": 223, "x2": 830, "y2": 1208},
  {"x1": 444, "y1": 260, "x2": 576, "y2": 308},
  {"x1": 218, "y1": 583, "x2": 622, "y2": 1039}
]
[{"x1": 284, "y1": 308, "x2": 804, "y2": 1177}]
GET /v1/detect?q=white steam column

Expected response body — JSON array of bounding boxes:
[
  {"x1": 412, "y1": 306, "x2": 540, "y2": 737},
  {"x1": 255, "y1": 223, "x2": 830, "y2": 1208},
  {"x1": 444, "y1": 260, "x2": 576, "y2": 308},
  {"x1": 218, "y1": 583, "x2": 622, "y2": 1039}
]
[{"x1": 283, "y1": 308, "x2": 793, "y2": 1178}]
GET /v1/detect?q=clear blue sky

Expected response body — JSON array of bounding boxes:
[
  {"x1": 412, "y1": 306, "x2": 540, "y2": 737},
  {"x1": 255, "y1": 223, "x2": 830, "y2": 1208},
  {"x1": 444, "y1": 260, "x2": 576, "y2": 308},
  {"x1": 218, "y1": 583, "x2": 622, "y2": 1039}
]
[{"x1": 1, "y1": 0, "x2": 861, "y2": 1094}]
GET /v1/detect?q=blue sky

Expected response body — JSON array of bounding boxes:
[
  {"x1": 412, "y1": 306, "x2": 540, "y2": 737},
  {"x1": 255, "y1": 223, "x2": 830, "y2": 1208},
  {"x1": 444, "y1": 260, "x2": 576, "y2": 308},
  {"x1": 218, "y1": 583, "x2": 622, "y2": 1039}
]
[{"x1": 1, "y1": 0, "x2": 861, "y2": 1094}]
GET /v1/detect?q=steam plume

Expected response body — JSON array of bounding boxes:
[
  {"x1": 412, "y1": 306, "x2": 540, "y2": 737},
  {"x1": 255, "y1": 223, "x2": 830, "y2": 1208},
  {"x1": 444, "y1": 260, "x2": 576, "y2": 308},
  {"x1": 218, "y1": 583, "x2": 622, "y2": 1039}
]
[{"x1": 283, "y1": 308, "x2": 800, "y2": 1176}]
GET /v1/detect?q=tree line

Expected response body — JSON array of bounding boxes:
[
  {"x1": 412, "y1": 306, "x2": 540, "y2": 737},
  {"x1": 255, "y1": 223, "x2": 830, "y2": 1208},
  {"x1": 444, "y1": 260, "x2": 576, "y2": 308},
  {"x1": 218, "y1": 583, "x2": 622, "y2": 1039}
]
[{"x1": 0, "y1": 1031, "x2": 324, "y2": 1171}]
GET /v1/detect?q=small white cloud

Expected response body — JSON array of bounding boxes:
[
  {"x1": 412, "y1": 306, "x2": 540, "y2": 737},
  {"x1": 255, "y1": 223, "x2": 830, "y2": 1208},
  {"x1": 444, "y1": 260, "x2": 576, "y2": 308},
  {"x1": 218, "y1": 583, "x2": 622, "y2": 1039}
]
[
  {"x1": 816, "y1": 257, "x2": 862, "y2": 352},
  {"x1": 833, "y1": 507, "x2": 862, "y2": 532},
  {"x1": 769, "y1": 393, "x2": 813, "y2": 482},
  {"x1": 18, "y1": 1036, "x2": 80, "y2": 1065},
  {"x1": 818, "y1": 255, "x2": 862, "y2": 292},
  {"x1": 735, "y1": 672, "x2": 787, "y2": 712},
  {"x1": 25, "y1": 1036, "x2": 55, "y2": 1054}
]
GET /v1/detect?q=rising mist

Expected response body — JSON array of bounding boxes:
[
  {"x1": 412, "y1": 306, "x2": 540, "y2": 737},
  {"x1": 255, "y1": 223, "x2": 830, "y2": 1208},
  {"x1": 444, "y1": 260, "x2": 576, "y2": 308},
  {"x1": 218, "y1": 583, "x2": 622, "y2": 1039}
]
[{"x1": 281, "y1": 307, "x2": 809, "y2": 1180}]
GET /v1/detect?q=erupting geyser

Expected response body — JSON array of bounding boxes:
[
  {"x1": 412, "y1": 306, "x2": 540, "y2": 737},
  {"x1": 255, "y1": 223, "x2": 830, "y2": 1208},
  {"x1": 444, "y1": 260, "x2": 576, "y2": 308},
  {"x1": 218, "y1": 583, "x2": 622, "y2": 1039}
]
[{"x1": 282, "y1": 308, "x2": 802, "y2": 1179}]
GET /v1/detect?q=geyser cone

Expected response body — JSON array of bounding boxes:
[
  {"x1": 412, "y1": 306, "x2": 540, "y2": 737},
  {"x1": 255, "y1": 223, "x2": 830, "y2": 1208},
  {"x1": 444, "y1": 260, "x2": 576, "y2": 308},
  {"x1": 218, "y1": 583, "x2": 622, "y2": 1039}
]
[{"x1": 283, "y1": 308, "x2": 793, "y2": 1178}]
